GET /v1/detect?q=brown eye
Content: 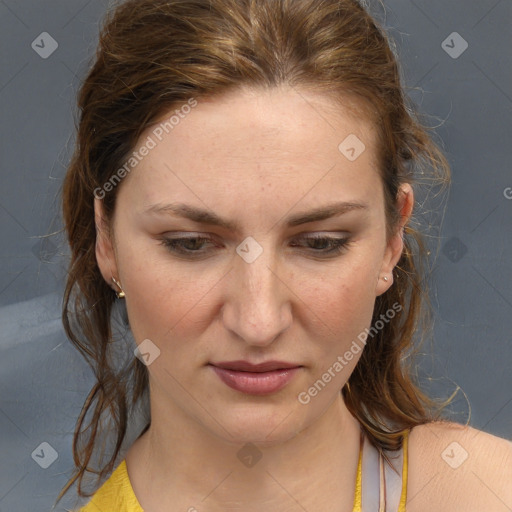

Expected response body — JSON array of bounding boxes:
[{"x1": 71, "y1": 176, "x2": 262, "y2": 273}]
[
  {"x1": 159, "y1": 236, "x2": 215, "y2": 256},
  {"x1": 290, "y1": 235, "x2": 352, "y2": 257}
]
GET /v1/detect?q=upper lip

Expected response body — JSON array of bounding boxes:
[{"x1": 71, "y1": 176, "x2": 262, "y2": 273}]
[{"x1": 210, "y1": 360, "x2": 302, "y2": 372}]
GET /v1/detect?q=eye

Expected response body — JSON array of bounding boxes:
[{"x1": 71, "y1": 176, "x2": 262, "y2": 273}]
[
  {"x1": 158, "y1": 233, "x2": 352, "y2": 259},
  {"x1": 159, "y1": 235, "x2": 216, "y2": 257},
  {"x1": 290, "y1": 234, "x2": 352, "y2": 257}
]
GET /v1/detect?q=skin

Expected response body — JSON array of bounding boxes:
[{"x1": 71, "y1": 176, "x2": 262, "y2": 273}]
[{"x1": 94, "y1": 85, "x2": 512, "y2": 511}]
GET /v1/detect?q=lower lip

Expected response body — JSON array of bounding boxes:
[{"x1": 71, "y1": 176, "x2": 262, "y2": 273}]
[{"x1": 210, "y1": 365, "x2": 301, "y2": 395}]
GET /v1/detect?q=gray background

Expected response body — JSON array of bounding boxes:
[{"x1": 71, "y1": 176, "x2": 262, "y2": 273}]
[{"x1": 1, "y1": 0, "x2": 511, "y2": 510}]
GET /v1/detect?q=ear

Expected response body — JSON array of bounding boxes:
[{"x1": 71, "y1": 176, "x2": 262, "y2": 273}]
[
  {"x1": 375, "y1": 183, "x2": 414, "y2": 297},
  {"x1": 94, "y1": 197, "x2": 118, "y2": 290}
]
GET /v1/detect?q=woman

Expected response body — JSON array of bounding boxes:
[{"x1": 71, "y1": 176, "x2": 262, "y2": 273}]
[{"x1": 56, "y1": 0, "x2": 512, "y2": 510}]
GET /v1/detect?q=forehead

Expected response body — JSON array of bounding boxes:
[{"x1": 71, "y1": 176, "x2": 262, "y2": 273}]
[{"x1": 119, "y1": 85, "x2": 381, "y2": 211}]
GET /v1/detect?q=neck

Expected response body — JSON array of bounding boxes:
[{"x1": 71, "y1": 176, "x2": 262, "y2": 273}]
[{"x1": 127, "y1": 390, "x2": 362, "y2": 512}]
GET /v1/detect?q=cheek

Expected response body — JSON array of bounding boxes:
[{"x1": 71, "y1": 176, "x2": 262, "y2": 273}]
[
  {"x1": 124, "y1": 268, "x2": 223, "y2": 344},
  {"x1": 308, "y1": 257, "x2": 378, "y2": 316},
  {"x1": 115, "y1": 239, "x2": 217, "y2": 342},
  {"x1": 299, "y1": 260, "x2": 378, "y2": 353}
]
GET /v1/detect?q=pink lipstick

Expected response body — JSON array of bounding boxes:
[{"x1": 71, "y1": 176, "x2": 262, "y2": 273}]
[{"x1": 209, "y1": 360, "x2": 302, "y2": 395}]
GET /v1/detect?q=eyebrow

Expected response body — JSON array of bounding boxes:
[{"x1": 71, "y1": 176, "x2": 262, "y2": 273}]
[{"x1": 142, "y1": 201, "x2": 369, "y2": 231}]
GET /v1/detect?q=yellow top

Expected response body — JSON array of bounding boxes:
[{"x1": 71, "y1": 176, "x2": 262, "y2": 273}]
[
  {"x1": 77, "y1": 460, "x2": 143, "y2": 512},
  {"x1": 398, "y1": 429, "x2": 409, "y2": 512},
  {"x1": 77, "y1": 430, "x2": 409, "y2": 512}
]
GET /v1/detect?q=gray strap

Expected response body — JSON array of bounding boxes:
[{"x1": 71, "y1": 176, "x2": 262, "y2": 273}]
[
  {"x1": 361, "y1": 432, "x2": 380, "y2": 510},
  {"x1": 360, "y1": 433, "x2": 404, "y2": 512},
  {"x1": 383, "y1": 446, "x2": 404, "y2": 511}
]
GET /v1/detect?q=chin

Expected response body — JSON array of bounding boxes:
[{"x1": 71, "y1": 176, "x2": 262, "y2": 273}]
[{"x1": 210, "y1": 403, "x2": 306, "y2": 447}]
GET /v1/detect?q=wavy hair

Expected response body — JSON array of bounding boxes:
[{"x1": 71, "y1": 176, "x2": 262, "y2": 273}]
[{"x1": 57, "y1": 0, "x2": 453, "y2": 504}]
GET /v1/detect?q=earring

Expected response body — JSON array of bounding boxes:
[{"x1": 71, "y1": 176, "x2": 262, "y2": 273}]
[
  {"x1": 111, "y1": 276, "x2": 126, "y2": 299},
  {"x1": 382, "y1": 276, "x2": 389, "y2": 282}
]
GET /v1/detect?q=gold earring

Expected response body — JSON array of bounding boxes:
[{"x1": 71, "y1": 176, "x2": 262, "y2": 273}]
[{"x1": 111, "y1": 276, "x2": 126, "y2": 299}]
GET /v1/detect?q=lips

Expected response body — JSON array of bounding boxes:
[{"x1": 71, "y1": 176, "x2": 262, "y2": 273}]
[
  {"x1": 210, "y1": 360, "x2": 301, "y2": 372},
  {"x1": 209, "y1": 360, "x2": 302, "y2": 395}
]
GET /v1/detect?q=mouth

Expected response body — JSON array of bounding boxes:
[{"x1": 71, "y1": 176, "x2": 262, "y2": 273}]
[{"x1": 208, "y1": 360, "x2": 303, "y2": 395}]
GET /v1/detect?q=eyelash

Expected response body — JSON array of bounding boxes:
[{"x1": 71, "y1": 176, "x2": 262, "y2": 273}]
[{"x1": 158, "y1": 234, "x2": 352, "y2": 258}]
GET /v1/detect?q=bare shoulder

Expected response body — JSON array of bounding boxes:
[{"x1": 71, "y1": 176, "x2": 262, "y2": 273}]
[{"x1": 406, "y1": 420, "x2": 512, "y2": 512}]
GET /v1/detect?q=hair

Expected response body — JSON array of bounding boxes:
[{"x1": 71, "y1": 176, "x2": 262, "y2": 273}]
[{"x1": 57, "y1": 0, "x2": 454, "y2": 505}]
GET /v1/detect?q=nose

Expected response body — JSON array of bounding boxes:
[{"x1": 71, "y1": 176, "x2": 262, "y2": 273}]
[{"x1": 222, "y1": 243, "x2": 292, "y2": 347}]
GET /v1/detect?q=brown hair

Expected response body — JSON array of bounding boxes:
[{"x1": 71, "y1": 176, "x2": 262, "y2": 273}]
[{"x1": 57, "y1": 0, "x2": 454, "y2": 505}]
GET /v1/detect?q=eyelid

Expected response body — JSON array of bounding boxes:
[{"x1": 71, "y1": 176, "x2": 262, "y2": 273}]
[
  {"x1": 159, "y1": 231, "x2": 350, "y2": 242},
  {"x1": 294, "y1": 231, "x2": 350, "y2": 238}
]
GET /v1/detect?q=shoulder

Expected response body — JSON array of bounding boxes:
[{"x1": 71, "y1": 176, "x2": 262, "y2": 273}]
[{"x1": 406, "y1": 420, "x2": 512, "y2": 511}]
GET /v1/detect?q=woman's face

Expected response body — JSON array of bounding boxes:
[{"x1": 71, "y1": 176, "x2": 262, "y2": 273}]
[{"x1": 95, "y1": 85, "x2": 412, "y2": 445}]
